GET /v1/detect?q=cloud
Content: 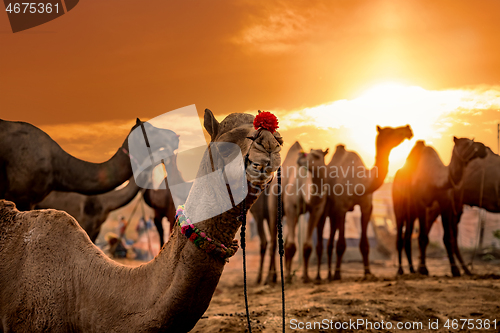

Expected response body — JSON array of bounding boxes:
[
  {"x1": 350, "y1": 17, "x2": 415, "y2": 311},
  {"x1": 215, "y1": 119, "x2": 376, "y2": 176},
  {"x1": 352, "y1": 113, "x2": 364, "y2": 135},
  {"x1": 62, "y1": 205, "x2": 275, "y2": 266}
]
[{"x1": 231, "y1": 1, "x2": 324, "y2": 53}]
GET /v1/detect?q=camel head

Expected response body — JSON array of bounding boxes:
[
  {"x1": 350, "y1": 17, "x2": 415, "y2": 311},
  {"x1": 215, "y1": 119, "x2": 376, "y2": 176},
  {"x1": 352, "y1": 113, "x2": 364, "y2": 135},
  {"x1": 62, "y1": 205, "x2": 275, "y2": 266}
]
[
  {"x1": 376, "y1": 125, "x2": 413, "y2": 152},
  {"x1": 297, "y1": 148, "x2": 329, "y2": 174},
  {"x1": 452, "y1": 137, "x2": 487, "y2": 164},
  {"x1": 128, "y1": 118, "x2": 180, "y2": 153},
  {"x1": 204, "y1": 109, "x2": 283, "y2": 187},
  {"x1": 127, "y1": 118, "x2": 181, "y2": 187}
]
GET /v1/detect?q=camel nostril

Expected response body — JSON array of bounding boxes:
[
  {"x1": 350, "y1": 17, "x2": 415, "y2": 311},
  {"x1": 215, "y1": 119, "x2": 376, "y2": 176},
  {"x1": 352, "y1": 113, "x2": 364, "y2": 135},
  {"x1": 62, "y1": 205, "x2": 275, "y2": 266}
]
[{"x1": 252, "y1": 162, "x2": 263, "y2": 171}]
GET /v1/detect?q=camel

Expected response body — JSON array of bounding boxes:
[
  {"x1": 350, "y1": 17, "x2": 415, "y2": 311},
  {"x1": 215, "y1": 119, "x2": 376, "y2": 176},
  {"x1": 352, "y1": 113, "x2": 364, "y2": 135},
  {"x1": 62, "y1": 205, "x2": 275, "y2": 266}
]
[
  {"x1": 249, "y1": 188, "x2": 270, "y2": 284},
  {"x1": 143, "y1": 153, "x2": 193, "y2": 246},
  {"x1": 454, "y1": 146, "x2": 500, "y2": 214},
  {"x1": 34, "y1": 176, "x2": 140, "y2": 242},
  {"x1": 321, "y1": 125, "x2": 413, "y2": 280},
  {"x1": 0, "y1": 118, "x2": 177, "y2": 210},
  {"x1": 264, "y1": 141, "x2": 303, "y2": 284},
  {"x1": 0, "y1": 109, "x2": 283, "y2": 332},
  {"x1": 393, "y1": 141, "x2": 440, "y2": 274},
  {"x1": 286, "y1": 148, "x2": 329, "y2": 283},
  {"x1": 405, "y1": 138, "x2": 487, "y2": 276},
  {"x1": 35, "y1": 166, "x2": 192, "y2": 247}
]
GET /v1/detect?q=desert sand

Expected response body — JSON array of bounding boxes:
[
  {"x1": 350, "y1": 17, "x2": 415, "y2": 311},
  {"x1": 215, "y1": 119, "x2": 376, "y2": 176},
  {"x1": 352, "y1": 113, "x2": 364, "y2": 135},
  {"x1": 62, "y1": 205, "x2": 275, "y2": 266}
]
[{"x1": 114, "y1": 232, "x2": 500, "y2": 333}]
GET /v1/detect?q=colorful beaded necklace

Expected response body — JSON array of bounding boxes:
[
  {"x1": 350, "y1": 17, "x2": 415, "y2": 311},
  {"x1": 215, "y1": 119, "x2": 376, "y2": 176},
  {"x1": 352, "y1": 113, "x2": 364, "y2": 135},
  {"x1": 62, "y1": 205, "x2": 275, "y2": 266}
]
[{"x1": 176, "y1": 205, "x2": 236, "y2": 262}]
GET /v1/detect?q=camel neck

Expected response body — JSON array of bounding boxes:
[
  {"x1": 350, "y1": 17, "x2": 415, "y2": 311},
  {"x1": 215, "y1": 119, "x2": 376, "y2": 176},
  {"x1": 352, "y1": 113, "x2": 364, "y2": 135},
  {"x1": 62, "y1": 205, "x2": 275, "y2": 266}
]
[
  {"x1": 52, "y1": 143, "x2": 132, "y2": 195},
  {"x1": 365, "y1": 148, "x2": 391, "y2": 194},
  {"x1": 125, "y1": 186, "x2": 262, "y2": 331},
  {"x1": 442, "y1": 151, "x2": 465, "y2": 189},
  {"x1": 101, "y1": 177, "x2": 140, "y2": 213}
]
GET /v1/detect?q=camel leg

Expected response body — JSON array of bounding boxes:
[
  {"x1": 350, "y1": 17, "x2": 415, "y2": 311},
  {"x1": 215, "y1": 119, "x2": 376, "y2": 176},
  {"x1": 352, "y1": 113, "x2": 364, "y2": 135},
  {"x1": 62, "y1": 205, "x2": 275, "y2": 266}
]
[
  {"x1": 452, "y1": 211, "x2": 471, "y2": 275},
  {"x1": 314, "y1": 212, "x2": 327, "y2": 283},
  {"x1": 284, "y1": 214, "x2": 298, "y2": 284},
  {"x1": 255, "y1": 216, "x2": 268, "y2": 284},
  {"x1": 327, "y1": 214, "x2": 337, "y2": 281},
  {"x1": 404, "y1": 217, "x2": 416, "y2": 274},
  {"x1": 333, "y1": 211, "x2": 347, "y2": 280},
  {"x1": 417, "y1": 209, "x2": 429, "y2": 275},
  {"x1": 264, "y1": 225, "x2": 278, "y2": 285},
  {"x1": 302, "y1": 205, "x2": 324, "y2": 283},
  {"x1": 441, "y1": 210, "x2": 460, "y2": 277},
  {"x1": 396, "y1": 217, "x2": 405, "y2": 275},
  {"x1": 154, "y1": 211, "x2": 165, "y2": 247},
  {"x1": 264, "y1": 194, "x2": 278, "y2": 285},
  {"x1": 167, "y1": 201, "x2": 176, "y2": 236},
  {"x1": 360, "y1": 203, "x2": 373, "y2": 276}
]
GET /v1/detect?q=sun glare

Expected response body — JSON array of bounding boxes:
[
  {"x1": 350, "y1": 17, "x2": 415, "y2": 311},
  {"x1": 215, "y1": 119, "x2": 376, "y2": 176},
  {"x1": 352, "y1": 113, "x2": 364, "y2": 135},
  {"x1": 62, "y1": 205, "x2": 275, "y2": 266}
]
[{"x1": 283, "y1": 81, "x2": 496, "y2": 177}]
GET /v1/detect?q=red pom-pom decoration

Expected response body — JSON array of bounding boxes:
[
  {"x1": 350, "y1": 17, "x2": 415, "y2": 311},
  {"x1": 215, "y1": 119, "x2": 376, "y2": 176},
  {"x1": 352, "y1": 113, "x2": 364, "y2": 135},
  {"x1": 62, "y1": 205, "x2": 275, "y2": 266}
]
[{"x1": 253, "y1": 111, "x2": 279, "y2": 133}]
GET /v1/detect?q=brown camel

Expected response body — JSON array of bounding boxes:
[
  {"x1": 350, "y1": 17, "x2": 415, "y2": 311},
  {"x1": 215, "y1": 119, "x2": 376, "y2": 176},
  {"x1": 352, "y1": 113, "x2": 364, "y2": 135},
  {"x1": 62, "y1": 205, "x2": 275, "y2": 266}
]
[
  {"x1": 0, "y1": 109, "x2": 283, "y2": 332},
  {"x1": 454, "y1": 146, "x2": 500, "y2": 214},
  {"x1": 321, "y1": 125, "x2": 413, "y2": 280},
  {"x1": 286, "y1": 148, "x2": 329, "y2": 283},
  {"x1": 34, "y1": 176, "x2": 140, "y2": 242},
  {"x1": 264, "y1": 141, "x2": 303, "y2": 284},
  {"x1": 0, "y1": 118, "x2": 177, "y2": 210},
  {"x1": 249, "y1": 188, "x2": 270, "y2": 284},
  {"x1": 408, "y1": 138, "x2": 487, "y2": 276},
  {"x1": 393, "y1": 141, "x2": 440, "y2": 275}
]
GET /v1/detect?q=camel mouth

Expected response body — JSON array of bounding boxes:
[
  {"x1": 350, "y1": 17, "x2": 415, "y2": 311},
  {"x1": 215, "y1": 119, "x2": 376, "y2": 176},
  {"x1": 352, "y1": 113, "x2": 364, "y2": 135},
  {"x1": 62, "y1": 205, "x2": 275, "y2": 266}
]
[{"x1": 246, "y1": 164, "x2": 274, "y2": 186}]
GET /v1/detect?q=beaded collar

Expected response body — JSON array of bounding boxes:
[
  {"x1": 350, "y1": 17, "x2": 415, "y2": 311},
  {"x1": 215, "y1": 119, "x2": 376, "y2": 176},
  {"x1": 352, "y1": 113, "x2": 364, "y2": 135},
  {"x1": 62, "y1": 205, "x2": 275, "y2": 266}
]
[{"x1": 176, "y1": 205, "x2": 237, "y2": 262}]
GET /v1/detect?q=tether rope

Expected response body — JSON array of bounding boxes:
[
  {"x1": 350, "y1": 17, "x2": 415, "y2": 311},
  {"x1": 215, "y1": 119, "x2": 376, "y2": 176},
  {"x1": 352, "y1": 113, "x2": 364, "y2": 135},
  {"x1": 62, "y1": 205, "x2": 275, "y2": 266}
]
[
  {"x1": 277, "y1": 166, "x2": 286, "y2": 333},
  {"x1": 241, "y1": 154, "x2": 252, "y2": 333}
]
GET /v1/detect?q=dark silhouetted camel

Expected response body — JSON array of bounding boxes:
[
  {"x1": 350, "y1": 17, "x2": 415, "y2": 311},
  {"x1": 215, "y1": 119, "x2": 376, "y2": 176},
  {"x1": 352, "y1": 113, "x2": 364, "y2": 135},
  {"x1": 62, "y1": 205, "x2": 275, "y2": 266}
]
[
  {"x1": 322, "y1": 125, "x2": 413, "y2": 280},
  {"x1": 454, "y1": 146, "x2": 500, "y2": 214},
  {"x1": 393, "y1": 141, "x2": 440, "y2": 274},
  {"x1": 400, "y1": 138, "x2": 486, "y2": 276}
]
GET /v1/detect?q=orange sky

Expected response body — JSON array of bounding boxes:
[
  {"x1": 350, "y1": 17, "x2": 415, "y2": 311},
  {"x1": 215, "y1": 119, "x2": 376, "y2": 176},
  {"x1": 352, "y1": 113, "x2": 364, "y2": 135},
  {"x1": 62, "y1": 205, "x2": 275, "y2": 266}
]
[{"x1": 1, "y1": 0, "x2": 500, "y2": 177}]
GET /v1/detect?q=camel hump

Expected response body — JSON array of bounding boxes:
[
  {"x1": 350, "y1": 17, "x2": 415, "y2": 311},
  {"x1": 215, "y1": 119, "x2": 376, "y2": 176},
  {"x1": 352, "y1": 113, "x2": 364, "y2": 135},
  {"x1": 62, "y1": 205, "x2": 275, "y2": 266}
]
[
  {"x1": 290, "y1": 141, "x2": 302, "y2": 150},
  {"x1": 0, "y1": 200, "x2": 19, "y2": 228},
  {"x1": 0, "y1": 200, "x2": 17, "y2": 215}
]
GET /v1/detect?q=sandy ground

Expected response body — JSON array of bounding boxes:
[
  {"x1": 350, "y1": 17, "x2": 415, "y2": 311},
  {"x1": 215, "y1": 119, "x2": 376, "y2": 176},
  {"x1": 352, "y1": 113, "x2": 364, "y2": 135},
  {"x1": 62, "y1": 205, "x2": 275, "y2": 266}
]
[{"x1": 113, "y1": 234, "x2": 500, "y2": 333}]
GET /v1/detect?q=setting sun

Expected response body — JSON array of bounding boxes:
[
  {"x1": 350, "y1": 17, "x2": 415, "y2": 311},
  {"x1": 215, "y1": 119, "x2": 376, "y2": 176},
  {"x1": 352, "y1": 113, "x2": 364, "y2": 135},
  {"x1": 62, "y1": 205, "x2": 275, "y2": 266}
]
[{"x1": 274, "y1": 82, "x2": 500, "y2": 177}]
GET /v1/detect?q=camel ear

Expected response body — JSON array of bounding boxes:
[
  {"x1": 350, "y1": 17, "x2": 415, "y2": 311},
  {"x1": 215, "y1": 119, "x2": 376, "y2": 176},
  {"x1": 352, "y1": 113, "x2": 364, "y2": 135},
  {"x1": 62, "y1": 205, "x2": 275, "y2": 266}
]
[
  {"x1": 324, "y1": 148, "x2": 329, "y2": 155},
  {"x1": 204, "y1": 109, "x2": 220, "y2": 141},
  {"x1": 453, "y1": 136, "x2": 458, "y2": 143},
  {"x1": 136, "y1": 118, "x2": 142, "y2": 125},
  {"x1": 377, "y1": 125, "x2": 381, "y2": 132}
]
